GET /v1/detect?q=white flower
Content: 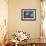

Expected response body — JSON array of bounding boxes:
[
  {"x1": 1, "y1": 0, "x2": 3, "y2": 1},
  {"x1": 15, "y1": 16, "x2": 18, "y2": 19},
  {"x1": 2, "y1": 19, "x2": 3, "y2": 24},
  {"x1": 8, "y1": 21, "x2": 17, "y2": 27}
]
[{"x1": 17, "y1": 31, "x2": 28, "y2": 41}]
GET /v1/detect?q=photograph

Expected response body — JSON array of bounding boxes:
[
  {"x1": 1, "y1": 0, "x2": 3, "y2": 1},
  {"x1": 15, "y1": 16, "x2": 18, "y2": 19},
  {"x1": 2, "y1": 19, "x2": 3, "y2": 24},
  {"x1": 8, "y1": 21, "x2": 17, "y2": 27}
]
[{"x1": 21, "y1": 9, "x2": 36, "y2": 21}]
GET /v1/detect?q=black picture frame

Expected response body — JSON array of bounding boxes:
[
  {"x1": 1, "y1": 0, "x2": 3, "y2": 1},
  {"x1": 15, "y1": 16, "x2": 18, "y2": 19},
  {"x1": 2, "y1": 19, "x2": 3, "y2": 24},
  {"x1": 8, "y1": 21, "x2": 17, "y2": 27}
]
[{"x1": 21, "y1": 9, "x2": 36, "y2": 21}]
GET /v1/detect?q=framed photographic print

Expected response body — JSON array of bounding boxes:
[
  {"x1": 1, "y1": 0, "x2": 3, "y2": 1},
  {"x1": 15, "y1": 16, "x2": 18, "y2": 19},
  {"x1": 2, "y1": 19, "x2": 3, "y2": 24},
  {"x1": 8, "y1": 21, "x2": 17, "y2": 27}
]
[{"x1": 21, "y1": 9, "x2": 36, "y2": 21}]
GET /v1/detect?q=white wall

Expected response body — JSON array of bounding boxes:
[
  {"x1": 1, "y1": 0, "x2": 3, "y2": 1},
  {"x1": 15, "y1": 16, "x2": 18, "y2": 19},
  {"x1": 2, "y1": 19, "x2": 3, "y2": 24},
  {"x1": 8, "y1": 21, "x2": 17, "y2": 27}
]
[{"x1": 8, "y1": 0, "x2": 41, "y2": 38}]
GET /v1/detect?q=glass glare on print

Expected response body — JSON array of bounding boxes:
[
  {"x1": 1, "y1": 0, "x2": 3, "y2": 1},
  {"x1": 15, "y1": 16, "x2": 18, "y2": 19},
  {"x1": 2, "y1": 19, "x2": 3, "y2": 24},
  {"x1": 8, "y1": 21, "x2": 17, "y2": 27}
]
[{"x1": 24, "y1": 11, "x2": 34, "y2": 18}]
